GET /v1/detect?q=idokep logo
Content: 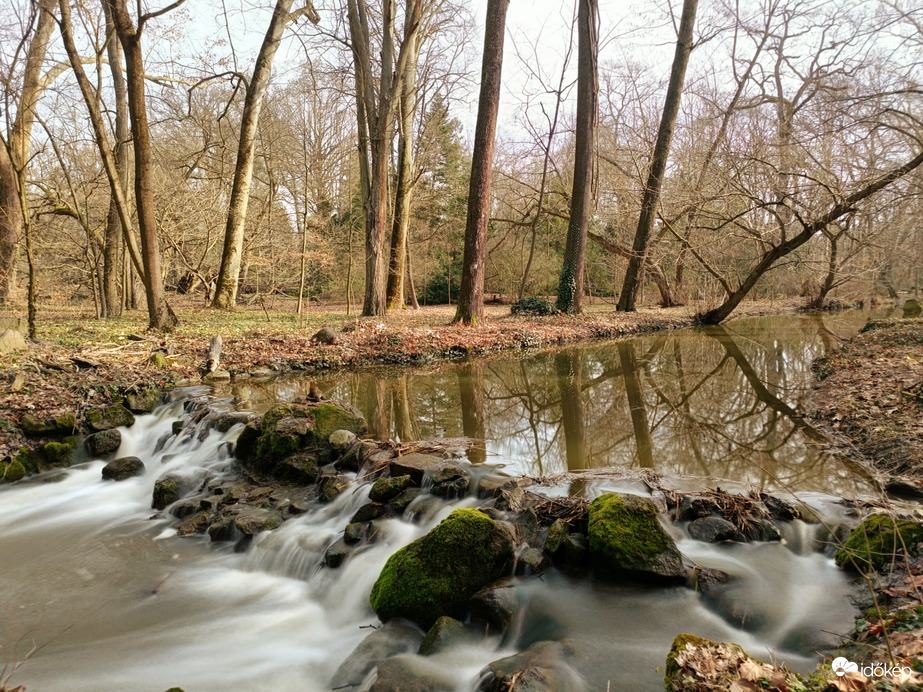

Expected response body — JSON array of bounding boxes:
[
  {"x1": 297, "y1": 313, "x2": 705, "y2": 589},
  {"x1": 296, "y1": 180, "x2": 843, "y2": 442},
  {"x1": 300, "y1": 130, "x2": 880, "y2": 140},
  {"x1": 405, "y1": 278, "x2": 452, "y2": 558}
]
[{"x1": 831, "y1": 657, "x2": 859, "y2": 676}]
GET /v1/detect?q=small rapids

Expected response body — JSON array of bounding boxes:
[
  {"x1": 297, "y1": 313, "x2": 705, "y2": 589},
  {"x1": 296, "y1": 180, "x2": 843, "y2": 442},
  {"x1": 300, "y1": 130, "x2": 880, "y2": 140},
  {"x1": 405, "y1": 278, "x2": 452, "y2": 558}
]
[{"x1": 0, "y1": 393, "x2": 858, "y2": 692}]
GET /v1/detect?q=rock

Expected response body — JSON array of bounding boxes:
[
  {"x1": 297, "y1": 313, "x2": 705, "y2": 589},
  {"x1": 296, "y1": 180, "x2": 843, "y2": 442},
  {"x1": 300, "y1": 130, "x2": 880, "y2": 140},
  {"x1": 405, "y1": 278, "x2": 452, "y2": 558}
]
[
  {"x1": 41, "y1": 440, "x2": 76, "y2": 467},
  {"x1": 274, "y1": 451, "x2": 321, "y2": 485},
  {"x1": 835, "y1": 514, "x2": 923, "y2": 571},
  {"x1": 560, "y1": 533, "x2": 589, "y2": 566},
  {"x1": 351, "y1": 502, "x2": 392, "y2": 524},
  {"x1": 688, "y1": 516, "x2": 738, "y2": 543},
  {"x1": 470, "y1": 582, "x2": 518, "y2": 632},
  {"x1": 85, "y1": 404, "x2": 135, "y2": 432},
  {"x1": 478, "y1": 641, "x2": 583, "y2": 692},
  {"x1": 516, "y1": 547, "x2": 550, "y2": 575},
  {"x1": 202, "y1": 369, "x2": 231, "y2": 382},
  {"x1": 329, "y1": 621, "x2": 423, "y2": 689},
  {"x1": 369, "y1": 508, "x2": 515, "y2": 628},
  {"x1": 234, "y1": 421, "x2": 261, "y2": 461},
  {"x1": 388, "y1": 453, "x2": 452, "y2": 485},
  {"x1": 369, "y1": 656, "x2": 455, "y2": 692},
  {"x1": 885, "y1": 478, "x2": 923, "y2": 501},
  {"x1": 344, "y1": 522, "x2": 367, "y2": 545},
  {"x1": 759, "y1": 492, "x2": 801, "y2": 520},
  {"x1": 214, "y1": 413, "x2": 249, "y2": 433},
  {"x1": 903, "y1": 298, "x2": 922, "y2": 318},
  {"x1": 317, "y1": 475, "x2": 346, "y2": 503},
  {"x1": 123, "y1": 389, "x2": 163, "y2": 413},
  {"x1": 419, "y1": 616, "x2": 470, "y2": 656},
  {"x1": 152, "y1": 474, "x2": 183, "y2": 509},
  {"x1": 429, "y1": 465, "x2": 470, "y2": 498},
  {"x1": 389, "y1": 487, "x2": 421, "y2": 514},
  {"x1": 175, "y1": 510, "x2": 212, "y2": 536},
  {"x1": 207, "y1": 516, "x2": 238, "y2": 542},
  {"x1": 691, "y1": 567, "x2": 731, "y2": 598},
  {"x1": 101, "y1": 456, "x2": 145, "y2": 481},
  {"x1": 0, "y1": 329, "x2": 27, "y2": 355},
  {"x1": 324, "y1": 540, "x2": 348, "y2": 568},
  {"x1": 677, "y1": 494, "x2": 720, "y2": 520},
  {"x1": 743, "y1": 518, "x2": 782, "y2": 542},
  {"x1": 20, "y1": 412, "x2": 77, "y2": 438},
  {"x1": 515, "y1": 508, "x2": 539, "y2": 543},
  {"x1": 588, "y1": 493, "x2": 687, "y2": 581},
  {"x1": 233, "y1": 508, "x2": 283, "y2": 535},
  {"x1": 1, "y1": 460, "x2": 27, "y2": 483},
  {"x1": 87, "y1": 429, "x2": 122, "y2": 457},
  {"x1": 664, "y1": 634, "x2": 784, "y2": 692},
  {"x1": 0, "y1": 317, "x2": 22, "y2": 330},
  {"x1": 369, "y1": 475, "x2": 413, "y2": 503},
  {"x1": 328, "y1": 429, "x2": 357, "y2": 453},
  {"x1": 312, "y1": 326, "x2": 339, "y2": 344},
  {"x1": 543, "y1": 519, "x2": 569, "y2": 556}
]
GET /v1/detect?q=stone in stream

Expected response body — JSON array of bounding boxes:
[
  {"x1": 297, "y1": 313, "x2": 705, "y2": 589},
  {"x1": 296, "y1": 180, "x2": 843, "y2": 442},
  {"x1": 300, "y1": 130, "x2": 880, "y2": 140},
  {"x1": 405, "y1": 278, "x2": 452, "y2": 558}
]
[
  {"x1": 101, "y1": 456, "x2": 145, "y2": 481},
  {"x1": 387, "y1": 453, "x2": 452, "y2": 485},
  {"x1": 369, "y1": 508, "x2": 515, "y2": 629},
  {"x1": 368, "y1": 656, "x2": 456, "y2": 692},
  {"x1": 368, "y1": 475, "x2": 413, "y2": 503},
  {"x1": 428, "y1": 464, "x2": 470, "y2": 498},
  {"x1": 329, "y1": 621, "x2": 423, "y2": 689},
  {"x1": 478, "y1": 640, "x2": 584, "y2": 692},
  {"x1": 87, "y1": 429, "x2": 122, "y2": 457},
  {"x1": 587, "y1": 493, "x2": 687, "y2": 582},
  {"x1": 663, "y1": 634, "x2": 791, "y2": 691},
  {"x1": 688, "y1": 516, "x2": 738, "y2": 543},
  {"x1": 19, "y1": 412, "x2": 77, "y2": 438},
  {"x1": 418, "y1": 616, "x2": 470, "y2": 656},
  {"x1": 152, "y1": 473, "x2": 183, "y2": 509},
  {"x1": 835, "y1": 514, "x2": 923, "y2": 572},
  {"x1": 470, "y1": 582, "x2": 518, "y2": 632}
]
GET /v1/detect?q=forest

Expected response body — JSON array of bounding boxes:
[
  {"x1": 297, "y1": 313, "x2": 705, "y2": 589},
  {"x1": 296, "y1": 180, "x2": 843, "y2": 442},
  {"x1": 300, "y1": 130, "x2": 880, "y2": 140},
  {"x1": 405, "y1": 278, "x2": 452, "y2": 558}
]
[{"x1": 1, "y1": 0, "x2": 922, "y2": 333}]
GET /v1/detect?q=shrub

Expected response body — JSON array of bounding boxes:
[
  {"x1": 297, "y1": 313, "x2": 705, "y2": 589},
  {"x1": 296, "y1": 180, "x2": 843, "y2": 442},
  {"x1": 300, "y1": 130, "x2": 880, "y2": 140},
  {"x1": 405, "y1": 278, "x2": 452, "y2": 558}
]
[{"x1": 510, "y1": 297, "x2": 557, "y2": 316}]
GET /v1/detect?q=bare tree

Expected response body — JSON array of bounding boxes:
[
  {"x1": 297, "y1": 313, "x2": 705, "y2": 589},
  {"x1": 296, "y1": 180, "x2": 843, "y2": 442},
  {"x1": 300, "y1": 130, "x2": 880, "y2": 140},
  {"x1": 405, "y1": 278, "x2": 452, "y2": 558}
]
[
  {"x1": 556, "y1": 0, "x2": 598, "y2": 314},
  {"x1": 454, "y1": 0, "x2": 510, "y2": 325}
]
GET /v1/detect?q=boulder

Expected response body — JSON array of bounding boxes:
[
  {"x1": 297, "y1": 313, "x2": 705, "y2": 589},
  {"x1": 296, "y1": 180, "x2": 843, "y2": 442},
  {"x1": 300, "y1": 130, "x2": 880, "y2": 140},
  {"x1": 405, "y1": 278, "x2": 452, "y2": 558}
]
[
  {"x1": 101, "y1": 456, "x2": 145, "y2": 481},
  {"x1": 369, "y1": 508, "x2": 515, "y2": 628},
  {"x1": 369, "y1": 475, "x2": 413, "y2": 503},
  {"x1": 388, "y1": 453, "x2": 452, "y2": 485},
  {"x1": 85, "y1": 404, "x2": 135, "y2": 432},
  {"x1": 478, "y1": 641, "x2": 583, "y2": 692},
  {"x1": 152, "y1": 474, "x2": 183, "y2": 509},
  {"x1": 429, "y1": 464, "x2": 470, "y2": 498},
  {"x1": 273, "y1": 451, "x2": 321, "y2": 485},
  {"x1": 233, "y1": 508, "x2": 283, "y2": 535},
  {"x1": 664, "y1": 634, "x2": 792, "y2": 692},
  {"x1": 470, "y1": 582, "x2": 518, "y2": 632},
  {"x1": 328, "y1": 429, "x2": 357, "y2": 454},
  {"x1": 835, "y1": 514, "x2": 923, "y2": 571},
  {"x1": 202, "y1": 369, "x2": 231, "y2": 382},
  {"x1": 587, "y1": 493, "x2": 687, "y2": 581},
  {"x1": 317, "y1": 475, "x2": 347, "y2": 503},
  {"x1": 20, "y1": 412, "x2": 77, "y2": 438},
  {"x1": 123, "y1": 389, "x2": 163, "y2": 413},
  {"x1": 41, "y1": 440, "x2": 77, "y2": 467},
  {"x1": 87, "y1": 429, "x2": 122, "y2": 457},
  {"x1": 688, "y1": 516, "x2": 738, "y2": 543},
  {"x1": 312, "y1": 326, "x2": 339, "y2": 345},
  {"x1": 1, "y1": 460, "x2": 27, "y2": 483},
  {"x1": 369, "y1": 656, "x2": 455, "y2": 692},
  {"x1": 0, "y1": 329, "x2": 27, "y2": 355},
  {"x1": 677, "y1": 494, "x2": 720, "y2": 520},
  {"x1": 516, "y1": 547, "x2": 550, "y2": 575},
  {"x1": 419, "y1": 616, "x2": 470, "y2": 656},
  {"x1": 904, "y1": 298, "x2": 922, "y2": 318},
  {"x1": 351, "y1": 502, "x2": 392, "y2": 524},
  {"x1": 329, "y1": 621, "x2": 423, "y2": 690}
]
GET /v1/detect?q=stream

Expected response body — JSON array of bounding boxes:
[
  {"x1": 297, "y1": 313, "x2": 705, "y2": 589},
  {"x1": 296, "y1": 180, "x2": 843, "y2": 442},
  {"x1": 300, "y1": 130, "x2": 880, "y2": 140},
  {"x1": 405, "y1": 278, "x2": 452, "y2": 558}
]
[{"x1": 0, "y1": 311, "x2": 882, "y2": 691}]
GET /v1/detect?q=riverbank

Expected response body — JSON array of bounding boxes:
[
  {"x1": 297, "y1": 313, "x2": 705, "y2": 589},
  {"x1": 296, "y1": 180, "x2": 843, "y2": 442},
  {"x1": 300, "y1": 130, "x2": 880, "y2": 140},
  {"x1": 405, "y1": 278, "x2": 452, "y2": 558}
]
[
  {"x1": 811, "y1": 318, "x2": 923, "y2": 482},
  {"x1": 0, "y1": 297, "x2": 811, "y2": 466}
]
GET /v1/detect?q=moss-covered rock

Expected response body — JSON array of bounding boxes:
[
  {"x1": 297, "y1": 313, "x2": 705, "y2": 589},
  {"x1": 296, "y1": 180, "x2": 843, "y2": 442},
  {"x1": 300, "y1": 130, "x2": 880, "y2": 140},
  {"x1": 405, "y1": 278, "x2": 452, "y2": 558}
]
[
  {"x1": 418, "y1": 616, "x2": 469, "y2": 656},
  {"x1": 834, "y1": 514, "x2": 923, "y2": 572},
  {"x1": 0, "y1": 460, "x2": 26, "y2": 483},
  {"x1": 101, "y1": 456, "x2": 145, "y2": 481},
  {"x1": 41, "y1": 440, "x2": 76, "y2": 468},
  {"x1": 479, "y1": 641, "x2": 581, "y2": 692},
  {"x1": 369, "y1": 508, "x2": 514, "y2": 628},
  {"x1": 369, "y1": 475, "x2": 413, "y2": 503},
  {"x1": 123, "y1": 389, "x2": 163, "y2": 413},
  {"x1": 85, "y1": 404, "x2": 135, "y2": 432},
  {"x1": 20, "y1": 412, "x2": 77, "y2": 437},
  {"x1": 588, "y1": 493, "x2": 686, "y2": 581},
  {"x1": 13, "y1": 446, "x2": 40, "y2": 474}
]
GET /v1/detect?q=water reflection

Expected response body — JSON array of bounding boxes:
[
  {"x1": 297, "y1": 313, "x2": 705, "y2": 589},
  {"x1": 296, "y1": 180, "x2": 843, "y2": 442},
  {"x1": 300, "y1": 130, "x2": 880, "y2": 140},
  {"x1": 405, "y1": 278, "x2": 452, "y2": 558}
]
[{"x1": 224, "y1": 312, "x2": 878, "y2": 493}]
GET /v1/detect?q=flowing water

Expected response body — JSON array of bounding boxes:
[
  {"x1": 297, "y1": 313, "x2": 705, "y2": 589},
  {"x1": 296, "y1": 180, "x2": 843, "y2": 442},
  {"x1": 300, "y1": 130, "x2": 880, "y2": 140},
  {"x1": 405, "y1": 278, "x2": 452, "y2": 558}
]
[{"x1": 0, "y1": 311, "x2": 883, "y2": 691}]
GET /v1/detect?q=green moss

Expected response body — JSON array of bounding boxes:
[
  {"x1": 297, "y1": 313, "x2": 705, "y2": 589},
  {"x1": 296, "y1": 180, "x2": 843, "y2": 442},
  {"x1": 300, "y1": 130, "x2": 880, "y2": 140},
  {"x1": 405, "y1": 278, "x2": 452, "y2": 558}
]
[
  {"x1": 835, "y1": 514, "x2": 923, "y2": 571},
  {"x1": 259, "y1": 405, "x2": 295, "y2": 434},
  {"x1": 42, "y1": 440, "x2": 76, "y2": 467},
  {"x1": 85, "y1": 404, "x2": 135, "y2": 431},
  {"x1": 14, "y1": 446, "x2": 41, "y2": 473},
  {"x1": 588, "y1": 493, "x2": 685, "y2": 578},
  {"x1": 312, "y1": 403, "x2": 365, "y2": 441},
  {"x1": 1, "y1": 460, "x2": 26, "y2": 483},
  {"x1": 369, "y1": 475, "x2": 413, "y2": 503},
  {"x1": 369, "y1": 508, "x2": 513, "y2": 628}
]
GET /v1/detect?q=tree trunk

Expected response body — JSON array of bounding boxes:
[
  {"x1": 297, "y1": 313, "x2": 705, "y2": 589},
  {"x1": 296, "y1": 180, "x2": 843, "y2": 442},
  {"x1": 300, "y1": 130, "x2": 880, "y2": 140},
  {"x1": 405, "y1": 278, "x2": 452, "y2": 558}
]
[
  {"x1": 457, "y1": 362, "x2": 486, "y2": 463},
  {"x1": 386, "y1": 17, "x2": 420, "y2": 310},
  {"x1": 212, "y1": 0, "x2": 317, "y2": 309},
  {"x1": 556, "y1": 352, "x2": 586, "y2": 471},
  {"x1": 101, "y1": 0, "x2": 129, "y2": 318},
  {"x1": 618, "y1": 342, "x2": 654, "y2": 468},
  {"x1": 618, "y1": 0, "x2": 697, "y2": 311},
  {"x1": 556, "y1": 0, "x2": 598, "y2": 314},
  {"x1": 454, "y1": 0, "x2": 510, "y2": 325},
  {"x1": 0, "y1": 141, "x2": 22, "y2": 304}
]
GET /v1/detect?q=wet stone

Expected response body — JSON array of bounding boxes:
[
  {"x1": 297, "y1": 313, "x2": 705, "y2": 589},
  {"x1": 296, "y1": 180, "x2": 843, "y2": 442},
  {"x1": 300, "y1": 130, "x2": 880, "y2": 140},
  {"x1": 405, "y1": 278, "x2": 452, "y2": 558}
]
[
  {"x1": 516, "y1": 547, "x2": 550, "y2": 575},
  {"x1": 344, "y1": 522, "x2": 367, "y2": 545},
  {"x1": 175, "y1": 511, "x2": 212, "y2": 536},
  {"x1": 688, "y1": 516, "x2": 738, "y2": 543},
  {"x1": 86, "y1": 429, "x2": 122, "y2": 457},
  {"x1": 317, "y1": 475, "x2": 346, "y2": 503},
  {"x1": 101, "y1": 456, "x2": 145, "y2": 481},
  {"x1": 351, "y1": 502, "x2": 391, "y2": 524},
  {"x1": 325, "y1": 541, "x2": 348, "y2": 568},
  {"x1": 369, "y1": 475, "x2": 413, "y2": 503}
]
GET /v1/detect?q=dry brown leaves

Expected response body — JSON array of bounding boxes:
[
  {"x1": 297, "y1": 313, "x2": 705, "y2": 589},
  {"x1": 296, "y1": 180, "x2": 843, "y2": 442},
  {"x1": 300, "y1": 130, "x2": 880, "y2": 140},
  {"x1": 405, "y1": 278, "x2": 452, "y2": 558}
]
[{"x1": 671, "y1": 640, "x2": 794, "y2": 691}]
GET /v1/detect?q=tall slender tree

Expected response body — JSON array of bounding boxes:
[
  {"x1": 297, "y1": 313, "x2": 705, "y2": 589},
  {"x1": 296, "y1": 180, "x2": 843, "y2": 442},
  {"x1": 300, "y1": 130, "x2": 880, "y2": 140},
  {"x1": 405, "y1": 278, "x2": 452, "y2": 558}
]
[
  {"x1": 556, "y1": 0, "x2": 598, "y2": 314},
  {"x1": 617, "y1": 0, "x2": 697, "y2": 312},
  {"x1": 453, "y1": 0, "x2": 510, "y2": 325},
  {"x1": 212, "y1": 0, "x2": 319, "y2": 309}
]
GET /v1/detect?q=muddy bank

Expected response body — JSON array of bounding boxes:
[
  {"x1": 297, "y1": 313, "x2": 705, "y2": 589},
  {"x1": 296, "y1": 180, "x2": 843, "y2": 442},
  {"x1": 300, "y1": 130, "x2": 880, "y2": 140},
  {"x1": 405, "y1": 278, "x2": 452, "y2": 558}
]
[{"x1": 811, "y1": 318, "x2": 923, "y2": 483}]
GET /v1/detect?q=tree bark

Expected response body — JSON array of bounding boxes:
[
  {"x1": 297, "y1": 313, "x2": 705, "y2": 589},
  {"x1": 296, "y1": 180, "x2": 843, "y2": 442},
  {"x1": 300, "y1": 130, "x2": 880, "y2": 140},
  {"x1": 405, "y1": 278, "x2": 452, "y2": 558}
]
[
  {"x1": 212, "y1": 0, "x2": 318, "y2": 309},
  {"x1": 454, "y1": 0, "x2": 510, "y2": 325},
  {"x1": 0, "y1": 140, "x2": 23, "y2": 304},
  {"x1": 556, "y1": 0, "x2": 598, "y2": 314},
  {"x1": 101, "y1": 0, "x2": 129, "y2": 317},
  {"x1": 385, "y1": 10, "x2": 421, "y2": 310},
  {"x1": 618, "y1": 0, "x2": 697, "y2": 311}
]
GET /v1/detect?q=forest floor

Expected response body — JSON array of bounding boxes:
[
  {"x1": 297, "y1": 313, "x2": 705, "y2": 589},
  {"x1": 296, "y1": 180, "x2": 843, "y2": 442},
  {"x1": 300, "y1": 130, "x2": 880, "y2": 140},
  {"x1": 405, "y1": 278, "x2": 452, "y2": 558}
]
[
  {"x1": 0, "y1": 295, "x2": 808, "y2": 461},
  {"x1": 811, "y1": 318, "x2": 923, "y2": 483}
]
